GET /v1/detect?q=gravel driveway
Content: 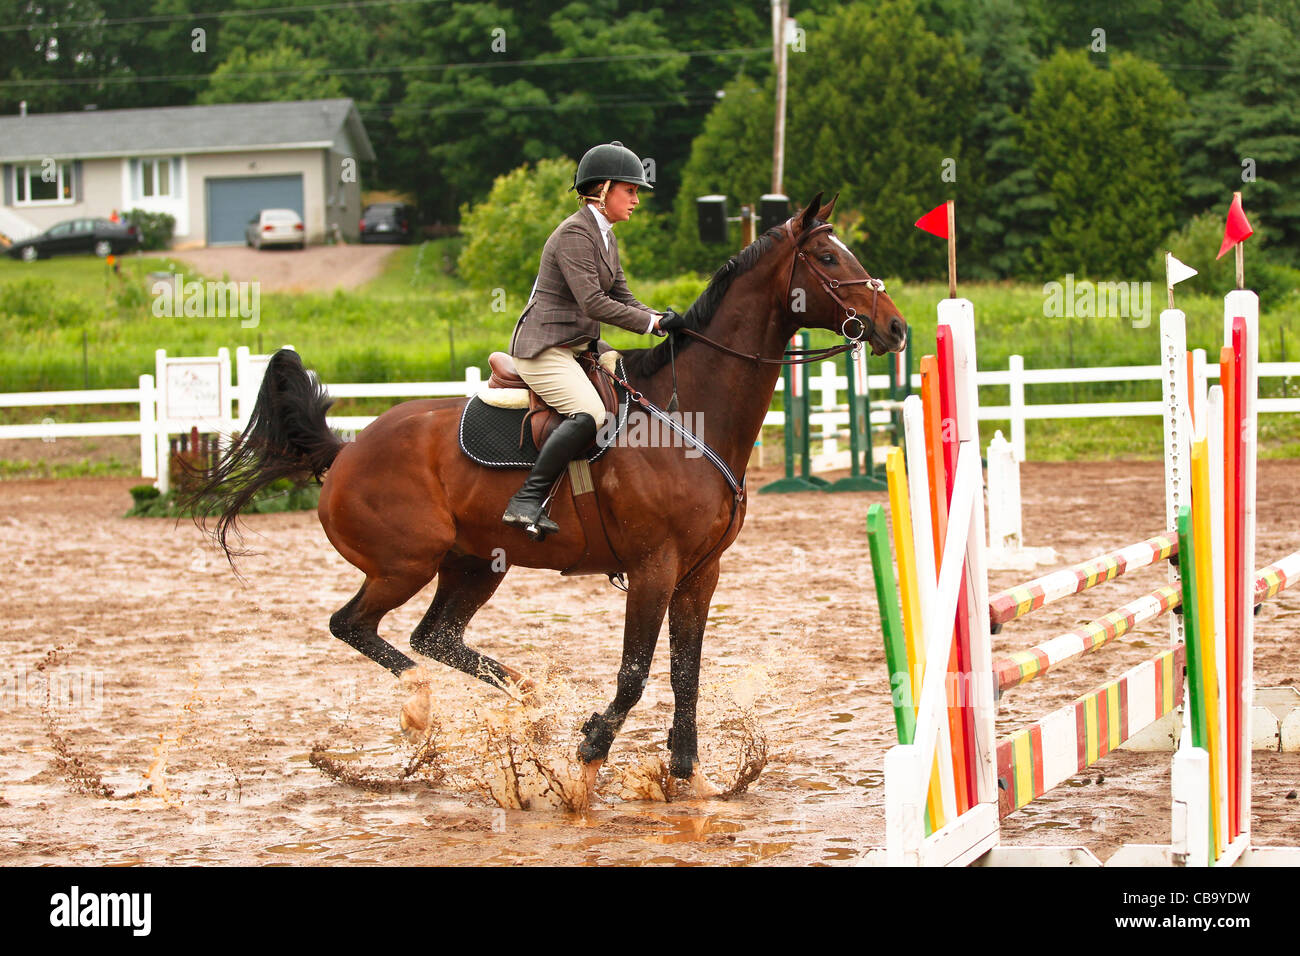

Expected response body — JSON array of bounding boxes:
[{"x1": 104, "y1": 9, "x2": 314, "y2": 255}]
[{"x1": 163, "y1": 244, "x2": 402, "y2": 293}]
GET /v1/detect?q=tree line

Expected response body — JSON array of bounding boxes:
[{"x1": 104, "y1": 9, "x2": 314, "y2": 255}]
[{"x1": 3, "y1": 0, "x2": 1297, "y2": 284}]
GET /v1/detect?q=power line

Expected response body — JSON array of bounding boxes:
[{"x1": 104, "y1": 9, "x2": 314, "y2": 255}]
[
  {"x1": 357, "y1": 90, "x2": 728, "y2": 119},
  {"x1": 0, "y1": 45, "x2": 768, "y2": 88},
  {"x1": 0, "y1": 0, "x2": 435, "y2": 34}
]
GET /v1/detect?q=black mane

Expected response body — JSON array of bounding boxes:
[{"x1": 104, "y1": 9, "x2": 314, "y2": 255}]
[{"x1": 621, "y1": 221, "x2": 808, "y2": 379}]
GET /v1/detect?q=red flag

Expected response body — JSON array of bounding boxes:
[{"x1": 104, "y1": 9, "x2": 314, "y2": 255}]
[
  {"x1": 915, "y1": 202, "x2": 949, "y2": 239},
  {"x1": 1217, "y1": 193, "x2": 1253, "y2": 259}
]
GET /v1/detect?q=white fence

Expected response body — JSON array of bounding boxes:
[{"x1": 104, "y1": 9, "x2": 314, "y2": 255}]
[{"x1": 3, "y1": 353, "x2": 1299, "y2": 484}]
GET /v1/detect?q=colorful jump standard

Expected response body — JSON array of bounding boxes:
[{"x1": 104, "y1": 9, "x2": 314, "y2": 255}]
[{"x1": 863, "y1": 194, "x2": 1300, "y2": 866}]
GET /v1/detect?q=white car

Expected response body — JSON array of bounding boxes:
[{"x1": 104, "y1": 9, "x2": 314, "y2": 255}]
[{"x1": 245, "y1": 209, "x2": 305, "y2": 250}]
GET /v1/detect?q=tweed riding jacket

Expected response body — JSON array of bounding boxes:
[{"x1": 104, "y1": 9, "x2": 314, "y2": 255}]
[{"x1": 508, "y1": 206, "x2": 655, "y2": 359}]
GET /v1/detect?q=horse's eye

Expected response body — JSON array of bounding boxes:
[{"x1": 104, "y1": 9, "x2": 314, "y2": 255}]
[{"x1": 821, "y1": 254, "x2": 835, "y2": 264}]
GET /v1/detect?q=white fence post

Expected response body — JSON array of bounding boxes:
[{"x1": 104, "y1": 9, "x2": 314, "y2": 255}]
[
  {"x1": 217, "y1": 346, "x2": 232, "y2": 455},
  {"x1": 1009, "y1": 354, "x2": 1026, "y2": 461},
  {"x1": 986, "y1": 427, "x2": 1057, "y2": 571},
  {"x1": 463, "y1": 366, "x2": 482, "y2": 396},
  {"x1": 987, "y1": 430, "x2": 1021, "y2": 553},
  {"x1": 155, "y1": 348, "x2": 169, "y2": 493},
  {"x1": 138, "y1": 373, "x2": 156, "y2": 479},
  {"x1": 235, "y1": 345, "x2": 251, "y2": 427}
]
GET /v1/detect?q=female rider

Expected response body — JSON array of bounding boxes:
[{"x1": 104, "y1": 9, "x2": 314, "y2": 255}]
[{"x1": 502, "y1": 141, "x2": 684, "y2": 537}]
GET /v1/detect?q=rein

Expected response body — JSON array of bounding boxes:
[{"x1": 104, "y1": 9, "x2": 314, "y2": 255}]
[
  {"x1": 678, "y1": 327, "x2": 858, "y2": 366},
  {"x1": 595, "y1": 363, "x2": 745, "y2": 587}
]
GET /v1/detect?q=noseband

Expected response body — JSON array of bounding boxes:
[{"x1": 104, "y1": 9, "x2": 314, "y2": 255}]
[{"x1": 782, "y1": 220, "x2": 885, "y2": 344}]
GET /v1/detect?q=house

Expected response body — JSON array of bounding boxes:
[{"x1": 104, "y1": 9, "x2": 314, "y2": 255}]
[{"x1": 0, "y1": 98, "x2": 376, "y2": 247}]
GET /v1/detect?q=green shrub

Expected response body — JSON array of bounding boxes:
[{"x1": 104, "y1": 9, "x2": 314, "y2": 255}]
[
  {"x1": 125, "y1": 476, "x2": 319, "y2": 517},
  {"x1": 123, "y1": 209, "x2": 176, "y2": 251},
  {"x1": 129, "y1": 484, "x2": 160, "y2": 504},
  {"x1": 457, "y1": 158, "x2": 574, "y2": 299}
]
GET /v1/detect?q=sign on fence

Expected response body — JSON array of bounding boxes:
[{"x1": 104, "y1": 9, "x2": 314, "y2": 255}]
[{"x1": 163, "y1": 360, "x2": 224, "y2": 421}]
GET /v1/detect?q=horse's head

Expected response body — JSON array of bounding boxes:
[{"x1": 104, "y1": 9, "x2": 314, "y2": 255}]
[{"x1": 781, "y1": 192, "x2": 907, "y2": 356}]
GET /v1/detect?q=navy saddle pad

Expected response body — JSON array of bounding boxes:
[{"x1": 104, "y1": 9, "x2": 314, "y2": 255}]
[{"x1": 457, "y1": 362, "x2": 630, "y2": 469}]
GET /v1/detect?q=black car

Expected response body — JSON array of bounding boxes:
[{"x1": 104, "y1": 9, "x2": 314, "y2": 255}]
[
  {"x1": 359, "y1": 203, "x2": 417, "y2": 243},
  {"x1": 7, "y1": 217, "x2": 142, "y2": 261}
]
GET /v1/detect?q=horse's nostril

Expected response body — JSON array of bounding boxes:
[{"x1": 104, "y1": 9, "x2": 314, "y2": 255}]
[{"x1": 890, "y1": 317, "x2": 905, "y2": 341}]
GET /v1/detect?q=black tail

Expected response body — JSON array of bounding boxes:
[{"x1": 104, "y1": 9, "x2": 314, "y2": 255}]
[{"x1": 183, "y1": 349, "x2": 343, "y2": 564}]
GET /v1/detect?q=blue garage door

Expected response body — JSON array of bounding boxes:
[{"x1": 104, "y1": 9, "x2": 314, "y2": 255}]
[{"x1": 205, "y1": 175, "x2": 304, "y2": 245}]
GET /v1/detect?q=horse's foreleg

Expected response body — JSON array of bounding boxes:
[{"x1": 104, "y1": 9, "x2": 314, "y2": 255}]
[
  {"x1": 576, "y1": 570, "x2": 674, "y2": 779},
  {"x1": 668, "y1": 560, "x2": 722, "y2": 794},
  {"x1": 409, "y1": 553, "x2": 532, "y2": 698}
]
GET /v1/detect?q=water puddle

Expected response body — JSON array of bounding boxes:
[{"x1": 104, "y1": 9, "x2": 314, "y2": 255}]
[
  {"x1": 642, "y1": 815, "x2": 746, "y2": 845},
  {"x1": 265, "y1": 841, "x2": 330, "y2": 854}
]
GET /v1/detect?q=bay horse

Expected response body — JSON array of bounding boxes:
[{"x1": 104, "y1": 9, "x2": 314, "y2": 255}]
[{"x1": 190, "y1": 193, "x2": 906, "y2": 800}]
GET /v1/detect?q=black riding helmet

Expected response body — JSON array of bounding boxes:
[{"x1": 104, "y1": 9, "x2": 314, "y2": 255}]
[{"x1": 571, "y1": 141, "x2": 653, "y2": 193}]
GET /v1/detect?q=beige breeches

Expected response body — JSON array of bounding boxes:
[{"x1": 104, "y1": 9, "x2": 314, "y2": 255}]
[{"x1": 512, "y1": 343, "x2": 608, "y2": 423}]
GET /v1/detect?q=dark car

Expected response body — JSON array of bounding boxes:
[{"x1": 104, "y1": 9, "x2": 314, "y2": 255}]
[
  {"x1": 360, "y1": 203, "x2": 417, "y2": 243},
  {"x1": 6, "y1": 217, "x2": 142, "y2": 262}
]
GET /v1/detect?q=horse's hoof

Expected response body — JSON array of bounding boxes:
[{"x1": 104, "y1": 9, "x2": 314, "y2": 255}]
[
  {"x1": 576, "y1": 758, "x2": 604, "y2": 813},
  {"x1": 400, "y1": 697, "x2": 430, "y2": 743},
  {"x1": 398, "y1": 666, "x2": 433, "y2": 743},
  {"x1": 689, "y1": 764, "x2": 722, "y2": 799},
  {"x1": 498, "y1": 670, "x2": 541, "y2": 707},
  {"x1": 515, "y1": 678, "x2": 543, "y2": 709}
]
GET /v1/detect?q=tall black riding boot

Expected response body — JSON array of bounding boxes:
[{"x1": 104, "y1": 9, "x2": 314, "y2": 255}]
[{"x1": 501, "y1": 412, "x2": 598, "y2": 540}]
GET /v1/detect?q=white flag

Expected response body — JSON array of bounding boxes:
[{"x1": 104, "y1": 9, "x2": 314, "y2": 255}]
[{"x1": 1166, "y1": 252, "x2": 1198, "y2": 288}]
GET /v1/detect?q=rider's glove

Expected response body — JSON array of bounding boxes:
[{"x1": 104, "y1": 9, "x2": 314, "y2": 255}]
[{"x1": 656, "y1": 308, "x2": 688, "y2": 334}]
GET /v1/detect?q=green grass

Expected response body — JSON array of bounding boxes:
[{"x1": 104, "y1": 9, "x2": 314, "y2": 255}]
[
  {"x1": 354, "y1": 238, "x2": 465, "y2": 297},
  {"x1": 3, "y1": 251, "x2": 1298, "y2": 461},
  {"x1": 0, "y1": 456, "x2": 136, "y2": 479}
]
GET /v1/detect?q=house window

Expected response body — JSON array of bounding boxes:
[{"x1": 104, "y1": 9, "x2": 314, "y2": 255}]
[
  {"x1": 13, "y1": 162, "x2": 74, "y2": 205},
  {"x1": 138, "y1": 158, "x2": 176, "y2": 198}
]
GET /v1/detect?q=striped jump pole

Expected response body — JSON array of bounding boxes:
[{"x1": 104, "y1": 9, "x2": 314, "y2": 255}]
[
  {"x1": 991, "y1": 557, "x2": 1297, "y2": 696},
  {"x1": 1254, "y1": 550, "x2": 1300, "y2": 604},
  {"x1": 988, "y1": 534, "x2": 1178, "y2": 628},
  {"x1": 993, "y1": 583, "x2": 1182, "y2": 693},
  {"x1": 998, "y1": 645, "x2": 1184, "y2": 817}
]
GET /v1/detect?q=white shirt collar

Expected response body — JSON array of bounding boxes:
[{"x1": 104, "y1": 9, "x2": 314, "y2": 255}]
[{"x1": 586, "y1": 202, "x2": 614, "y2": 249}]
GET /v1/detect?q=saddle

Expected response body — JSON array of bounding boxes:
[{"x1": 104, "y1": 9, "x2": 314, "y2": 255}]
[{"x1": 484, "y1": 348, "x2": 621, "y2": 452}]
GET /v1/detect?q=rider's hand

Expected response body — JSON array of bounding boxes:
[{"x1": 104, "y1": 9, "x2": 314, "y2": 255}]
[{"x1": 656, "y1": 308, "x2": 687, "y2": 333}]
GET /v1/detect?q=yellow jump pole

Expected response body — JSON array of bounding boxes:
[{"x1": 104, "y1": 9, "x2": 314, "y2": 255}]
[
  {"x1": 1190, "y1": 437, "x2": 1225, "y2": 860},
  {"x1": 886, "y1": 448, "x2": 945, "y2": 832}
]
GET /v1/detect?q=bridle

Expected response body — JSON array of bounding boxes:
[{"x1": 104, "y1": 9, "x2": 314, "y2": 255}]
[
  {"x1": 592, "y1": 217, "x2": 889, "y2": 588},
  {"x1": 679, "y1": 218, "x2": 888, "y2": 366}
]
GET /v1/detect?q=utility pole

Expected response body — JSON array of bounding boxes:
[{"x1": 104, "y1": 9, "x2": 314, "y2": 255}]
[{"x1": 771, "y1": 0, "x2": 789, "y2": 195}]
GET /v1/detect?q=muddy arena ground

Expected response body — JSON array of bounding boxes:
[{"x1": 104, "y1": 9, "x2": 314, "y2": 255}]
[{"x1": 2, "y1": 459, "x2": 1297, "y2": 866}]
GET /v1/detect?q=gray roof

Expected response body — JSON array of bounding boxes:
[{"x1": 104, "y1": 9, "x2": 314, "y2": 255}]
[{"x1": 0, "y1": 98, "x2": 376, "y2": 163}]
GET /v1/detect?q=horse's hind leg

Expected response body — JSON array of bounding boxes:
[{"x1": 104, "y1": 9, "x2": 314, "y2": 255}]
[
  {"x1": 330, "y1": 582, "x2": 421, "y2": 675},
  {"x1": 409, "y1": 553, "x2": 532, "y2": 696},
  {"x1": 329, "y1": 571, "x2": 436, "y2": 740}
]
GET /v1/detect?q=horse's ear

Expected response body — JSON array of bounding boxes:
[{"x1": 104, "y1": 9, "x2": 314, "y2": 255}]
[
  {"x1": 817, "y1": 192, "x2": 839, "y2": 221},
  {"x1": 797, "y1": 192, "x2": 824, "y2": 232}
]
